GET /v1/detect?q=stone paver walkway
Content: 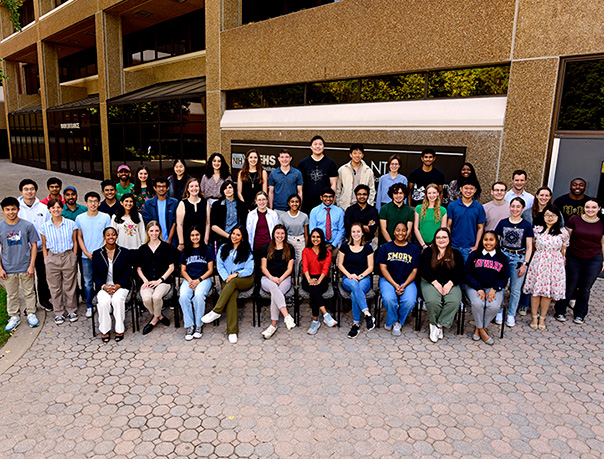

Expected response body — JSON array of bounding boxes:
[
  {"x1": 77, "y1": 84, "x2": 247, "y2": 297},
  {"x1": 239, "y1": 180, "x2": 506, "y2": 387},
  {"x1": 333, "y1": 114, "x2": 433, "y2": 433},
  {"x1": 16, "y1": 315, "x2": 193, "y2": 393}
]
[{"x1": 1, "y1": 162, "x2": 604, "y2": 457}]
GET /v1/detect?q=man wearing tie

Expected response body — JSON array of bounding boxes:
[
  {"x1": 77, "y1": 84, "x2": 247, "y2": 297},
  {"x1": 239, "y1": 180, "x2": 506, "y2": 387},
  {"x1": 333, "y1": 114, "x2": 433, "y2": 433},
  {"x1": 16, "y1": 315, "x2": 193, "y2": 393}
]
[{"x1": 309, "y1": 187, "x2": 345, "y2": 259}]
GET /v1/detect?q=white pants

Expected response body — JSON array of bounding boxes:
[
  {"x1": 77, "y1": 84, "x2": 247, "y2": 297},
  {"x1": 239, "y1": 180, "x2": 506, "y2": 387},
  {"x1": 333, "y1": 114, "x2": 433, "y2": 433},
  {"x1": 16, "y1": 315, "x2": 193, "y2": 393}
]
[
  {"x1": 97, "y1": 288, "x2": 129, "y2": 334},
  {"x1": 288, "y1": 235, "x2": 305, "y2": 278}
]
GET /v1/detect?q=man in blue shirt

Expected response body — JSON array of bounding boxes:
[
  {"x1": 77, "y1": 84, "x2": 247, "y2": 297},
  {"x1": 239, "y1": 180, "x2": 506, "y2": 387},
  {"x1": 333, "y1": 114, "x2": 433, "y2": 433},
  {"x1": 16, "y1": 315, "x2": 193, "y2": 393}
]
[
  {"x1": 268, "y1": 149, "x2": 303, "y2": 212},
  {"x1": 447, "y1": 179, "x2": 486, "y2": 262},
  {"x1": 309, "y1": 187, "x2": 345, "y2": 253},
  {"x1": 141, "y1": 177, "x2": 179, "y2": 246}
]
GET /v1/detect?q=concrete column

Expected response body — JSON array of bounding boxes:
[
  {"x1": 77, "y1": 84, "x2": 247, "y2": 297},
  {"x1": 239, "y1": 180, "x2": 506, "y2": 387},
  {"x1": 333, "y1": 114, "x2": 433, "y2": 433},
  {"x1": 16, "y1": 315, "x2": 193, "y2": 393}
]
[
  {"x1": 38, "y1": 40, "x2": 61, "y2": 170},
  {"x1": 95, "y1": 11, "x2": 124, "y2": 178},
  {"x1": 205, "y1": 0, "x2": 222, "y2": 159}
]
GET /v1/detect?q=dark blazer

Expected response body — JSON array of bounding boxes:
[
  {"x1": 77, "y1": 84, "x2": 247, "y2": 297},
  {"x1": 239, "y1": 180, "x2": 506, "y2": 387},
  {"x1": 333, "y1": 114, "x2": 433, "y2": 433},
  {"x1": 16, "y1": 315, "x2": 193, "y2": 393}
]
[
  {"x1": 92, "y1": 246, "x2": 132, "y2": 294},
  {"x1": 141, "y1": 196, "x2": 179, "y2": 245},
  {"x1": 210, "y1": 198, "x2": 248, "y2": 244}
]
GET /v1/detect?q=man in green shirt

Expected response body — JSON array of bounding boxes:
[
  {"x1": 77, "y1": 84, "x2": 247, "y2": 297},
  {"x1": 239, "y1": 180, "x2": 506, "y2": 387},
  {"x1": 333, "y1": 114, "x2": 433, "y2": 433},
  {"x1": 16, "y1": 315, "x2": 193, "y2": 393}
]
[
  {"x1": 116, "y1": 165, "x2": 134, "y2": 200},
  {"x1": 61, "y1": 186, "x2": 87, "y2": 221},
  {"x1": 379, "y1": 183, "x2": 414, "y2": 244}
]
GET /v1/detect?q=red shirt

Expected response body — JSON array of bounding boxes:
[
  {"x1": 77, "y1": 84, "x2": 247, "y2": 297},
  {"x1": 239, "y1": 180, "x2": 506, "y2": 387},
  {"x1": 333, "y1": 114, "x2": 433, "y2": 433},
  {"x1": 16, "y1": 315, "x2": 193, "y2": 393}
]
[
  {"x1": 254, "y1": 211, "x2": 271, "y2": 250},
  {"x1": 302, "y1": 247, "x2": 331, "y2": 276},
  {"x1": 40, "y1": 195, "x2": 65, "y2": 205}
]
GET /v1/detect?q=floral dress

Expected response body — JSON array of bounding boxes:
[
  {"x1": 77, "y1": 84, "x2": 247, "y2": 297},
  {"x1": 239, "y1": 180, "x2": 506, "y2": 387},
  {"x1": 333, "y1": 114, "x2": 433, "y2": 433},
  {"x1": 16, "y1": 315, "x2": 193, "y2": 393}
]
[
  {"x1": 523, "y1": 226, "x2": 569, "y2": 300},
  {"x1": 134, "y1": 187, "x2": 153, "y2": 211}
]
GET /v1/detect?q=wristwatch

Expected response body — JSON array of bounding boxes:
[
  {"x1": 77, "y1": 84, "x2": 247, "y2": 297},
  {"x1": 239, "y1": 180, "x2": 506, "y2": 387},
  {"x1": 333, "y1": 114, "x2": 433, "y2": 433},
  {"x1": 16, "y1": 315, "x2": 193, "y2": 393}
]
[{"x1": 159, "y1": 276, "x2": 165, "y2": 282}]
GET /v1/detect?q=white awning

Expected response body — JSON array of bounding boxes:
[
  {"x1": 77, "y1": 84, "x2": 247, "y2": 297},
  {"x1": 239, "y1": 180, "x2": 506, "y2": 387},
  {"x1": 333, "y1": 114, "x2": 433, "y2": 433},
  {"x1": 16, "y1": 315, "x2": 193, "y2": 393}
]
[{"x1": 221, "y1": 96, "x2": 507, "y2": 131}]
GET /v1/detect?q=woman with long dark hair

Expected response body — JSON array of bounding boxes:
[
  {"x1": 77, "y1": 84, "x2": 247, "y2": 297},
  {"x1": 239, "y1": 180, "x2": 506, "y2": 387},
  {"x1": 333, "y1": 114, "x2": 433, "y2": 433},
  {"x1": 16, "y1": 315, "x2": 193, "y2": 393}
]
[
  {"x1": 302, "y1": 228, "x2": 336, "y2": 335},
  {"x1": 419, "y1": 227, "x2": 465, "y2": 342},
  {"x1": 521, "y1": 186, "x2": 553, "y2": 226},
  {"x1": 237, "y1": 149, "x2": 268, "y2": 209},
  {"x1": 210, "y1": 181, "x2": 248, "y2": 249},
  {"x1": 111, "y1": 193, "x2": 145, "y2": 250},
  {"x1": 176, "y1": 178, "x2": 210, "y2": 250},
  {"x1": 201, "y1": 153, "x2": 232, "y2": 206},
  {"x1": 523, "y1": 205, "x2": 569, "y2": 330},
  {"x1": 444, "y1": 162, "x2": 481, "y2": 206},
  {"x1": 133, "y1": 165, "x2": 155, "y2": 211},
  {"x1": 201, "y1": 225, "x2": 254, "y2": 344},
  {"x1": 168, "y1": 159, "x2": 194, "y2": 201},
  {"x1": 260, "y1": 224, "x2": 296, "y2": 339}
]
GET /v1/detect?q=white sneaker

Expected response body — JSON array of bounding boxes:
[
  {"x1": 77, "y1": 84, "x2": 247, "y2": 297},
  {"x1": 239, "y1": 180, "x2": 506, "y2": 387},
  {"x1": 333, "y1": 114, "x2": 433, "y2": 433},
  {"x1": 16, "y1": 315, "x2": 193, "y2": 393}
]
[
  {"x1": 383, "y1": 324, "x2": 393, "y2": 331},
  {"x1": 228, "y1": 333, "x2": 238, "y2": 344},
  {"x1": 323, "y1": 313, "x2": 337, "y2": 327},
  {"x1": 5, "y1": 316, "x2": 20, "y2": 332},
  {"x1": 261, "y1": 325, "x2": 277, "y2": 339},
  {"x1": 27, "y1": 313, "x2": 39, "y2": 328},
  {"x1": 495, "y1": 312, "x2": 503, "y2": 325},
  {"x1": 85, "y1": 308, "x2": 93, "y2": 318},
  {"x1": 438, "y1": 327, "x2": 444, "y2": 339},
  {"x1": 201, "y1": 310, "x2": 221, "y2": 324},
  {"x1": 506, "y1": 315, "x2": 516, "y2": 327},
  {"x1": 284, "y1": 315, "x2": 296, "y2": 330},
  {"x1": 429, "y1": 324, "x2": 439, "y2": 343},
  {"x1": 392, "y1": 322, "x2": 402, "y2": 336}
]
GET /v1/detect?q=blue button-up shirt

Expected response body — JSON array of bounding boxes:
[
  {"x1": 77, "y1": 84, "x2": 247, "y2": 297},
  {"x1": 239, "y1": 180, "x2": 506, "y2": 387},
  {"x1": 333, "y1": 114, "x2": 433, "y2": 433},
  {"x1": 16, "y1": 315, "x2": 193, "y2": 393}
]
[
  {"x1": 217, "y1": 246, "x2": 255, "y2": 281},
  {"x1": 40, "y1": 218, "x2": 77, "y2": 254},
  {"x1": 268, "y1": 167, "x2": 304, "y2": 211},
  {"x1": 376, "y1": 173, "x2": 408, "y2": 211},
  {"x1": 309, "y1": 204, "x2": 345, "y2": 247}
]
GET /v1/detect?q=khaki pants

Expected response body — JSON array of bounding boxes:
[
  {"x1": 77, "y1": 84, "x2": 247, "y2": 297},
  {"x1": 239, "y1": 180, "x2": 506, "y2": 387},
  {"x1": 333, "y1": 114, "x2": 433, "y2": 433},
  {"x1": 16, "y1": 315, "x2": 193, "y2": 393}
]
[
  {"x1": 140, "y1": 283, "x2": 171, "y2": 317},
  {"x1": 45, "y1": 251, "x2": 78, "y2": 317},
  {"x1": 5, "y1": 272, "x2": 36, "y2": 316}
]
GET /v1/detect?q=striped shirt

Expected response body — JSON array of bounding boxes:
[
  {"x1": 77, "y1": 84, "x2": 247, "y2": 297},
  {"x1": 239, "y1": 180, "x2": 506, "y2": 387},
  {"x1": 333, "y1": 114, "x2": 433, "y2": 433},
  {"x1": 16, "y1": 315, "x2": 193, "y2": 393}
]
[{"x1": 40, "y1": 218, "x2": 77, "y2": 254}]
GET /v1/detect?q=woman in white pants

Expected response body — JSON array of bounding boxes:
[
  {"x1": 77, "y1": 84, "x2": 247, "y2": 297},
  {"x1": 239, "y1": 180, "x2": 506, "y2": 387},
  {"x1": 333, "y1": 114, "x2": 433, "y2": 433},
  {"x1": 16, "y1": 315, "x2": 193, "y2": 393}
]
[{"x1": 92, "y1": 227, "x2": 132, "y2": 342}]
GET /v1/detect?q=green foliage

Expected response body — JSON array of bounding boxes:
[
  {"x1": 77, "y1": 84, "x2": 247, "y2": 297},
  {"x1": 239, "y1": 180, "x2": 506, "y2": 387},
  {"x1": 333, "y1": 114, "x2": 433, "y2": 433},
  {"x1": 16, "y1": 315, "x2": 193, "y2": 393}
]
[
  {"x1": 0, "y1": 0, "x2": 23, "y2": 80},
  {"x1": 263, "y1": 84, "x2": 304, "y2": 107},
  {"x1": 229, "y1": 89, "x2": 262, "y2": 109},
  {"x1": 307, "y1": 80, "x2": 358, "y2": 104},
  {"x1": 361, "y1": 73, "x2": 425, "y2": 101},
  {"x1": 558, "y1": 60, "x2": 604, "y2": 131},
  {"x1": 0, "y1": 287, "x2": 11, "y2": 349},
  {"x1": 428, "y1": 66, "x2": 509, "y2": 98}
]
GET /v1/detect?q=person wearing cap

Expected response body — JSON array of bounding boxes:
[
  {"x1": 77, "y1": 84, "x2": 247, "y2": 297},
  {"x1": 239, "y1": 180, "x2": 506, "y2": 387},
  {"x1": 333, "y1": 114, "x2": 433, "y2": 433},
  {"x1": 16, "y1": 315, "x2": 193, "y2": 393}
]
[
  {"x1": 116, "y1": 165, "x2": 134, "y2": 200},
  {"x1": 62, "y1": 186, "x2": 87, "y2": 221}
]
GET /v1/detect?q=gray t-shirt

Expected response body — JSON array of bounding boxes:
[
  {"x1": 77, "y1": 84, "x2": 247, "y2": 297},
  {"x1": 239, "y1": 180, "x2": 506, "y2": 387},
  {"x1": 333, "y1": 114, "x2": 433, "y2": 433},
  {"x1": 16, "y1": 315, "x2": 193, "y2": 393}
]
[
  {"x1": 278, "y1": 211, "x2": 309, "y2": 237},
  {"x1": 0, "y1": 219, "x2": 40, "y2": 274}
]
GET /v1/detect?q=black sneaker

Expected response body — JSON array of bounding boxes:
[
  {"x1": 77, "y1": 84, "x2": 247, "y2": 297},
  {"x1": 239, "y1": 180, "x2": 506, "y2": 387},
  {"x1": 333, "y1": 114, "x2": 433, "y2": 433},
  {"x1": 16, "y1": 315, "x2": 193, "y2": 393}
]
[
  {"x1": 554, "y1": 314, "x2": 566, "y2": 322},
  {"x1": 365, "y1": 315, "x2": 376, "y2": 331},
  {"x1": 347, "y1": 324, "x2": 360, "y2": 339},
  {"x1": 41, "y1": 302, "x2": 53, "y2": 312}
]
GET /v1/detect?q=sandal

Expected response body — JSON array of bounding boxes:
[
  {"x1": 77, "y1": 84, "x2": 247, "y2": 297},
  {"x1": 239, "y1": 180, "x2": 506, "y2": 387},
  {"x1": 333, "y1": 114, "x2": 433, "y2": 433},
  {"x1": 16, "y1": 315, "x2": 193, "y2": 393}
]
[
  {"x1": 530, "y1": 315, "x2": 539, "y2": 330},
  {"x1": 115, "y1": 333, "x2": 124, "y2": 342},
  {"x1": 538, "y1": 315, "x2": 546, "y2": 330},
  {"x1": 102, "y1": 333, "x2": 110, "y2": 343}
]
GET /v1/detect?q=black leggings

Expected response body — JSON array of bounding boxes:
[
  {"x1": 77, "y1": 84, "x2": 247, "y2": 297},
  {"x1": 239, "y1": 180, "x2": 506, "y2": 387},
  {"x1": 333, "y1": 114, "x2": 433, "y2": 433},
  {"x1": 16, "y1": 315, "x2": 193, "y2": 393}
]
[{"x1": 302, "y1": 275, "x2": 329, "y2": 317}]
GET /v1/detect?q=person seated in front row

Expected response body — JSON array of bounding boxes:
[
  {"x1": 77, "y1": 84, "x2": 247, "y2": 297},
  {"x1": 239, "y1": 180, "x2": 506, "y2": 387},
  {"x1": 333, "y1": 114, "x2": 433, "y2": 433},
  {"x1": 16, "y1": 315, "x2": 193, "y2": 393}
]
[
  {"x1": 92, "y1": 227, "x2": 132, "y2": 343},
  {"x1": 376, "y1": 222, "x2": 420, "y2": 337},
  {"x1": 303, "y1": 228, "x2": 337, "y2": 335},
  {"x1": 260, "y1": 224, "x2": 296, "y2": 339},
  {"x1": 465, "y1": 231, "x2": 510, "y2": 345},
  {"x1": 201, "y1": 225, "x2": 255, "y2": 344},
  {"x1": 179, "y1": 226, "x2": 215, "y2": 341},
  {"x1": 136, "y1": 221, "x2": 176, "y2": 335},
  {"x1": 338, "y1": 222, "x2": 376, "y2": 339},
  {"x1": 419, "y1": 227, "x2": 465, "y2": 343}
]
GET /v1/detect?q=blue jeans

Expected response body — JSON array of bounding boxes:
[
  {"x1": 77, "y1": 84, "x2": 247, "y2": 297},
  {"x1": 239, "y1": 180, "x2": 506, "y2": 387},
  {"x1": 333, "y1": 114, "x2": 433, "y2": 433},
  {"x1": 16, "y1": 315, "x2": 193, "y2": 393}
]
[
  {"x1": 500, "y1": 251, "x2": 525, "y2": 317},
  {"x1": 555, "y1": 253, "x2": 603, "y2": 319},
  {"x1": 342, "y1": 276, "x2": 371, "y2": 323},
  {"x1": 379, "y1": 277, "x2": 417, "y2": 327},
  {"x1": 81, "y1": 257, "x2": 94, "y2": 310},
  {"x1": 179, "y1": 277, "x2": 213, "y2": 328},
  {"x1": 455, "y1": 247, "x2": 472, "y2": 263}
]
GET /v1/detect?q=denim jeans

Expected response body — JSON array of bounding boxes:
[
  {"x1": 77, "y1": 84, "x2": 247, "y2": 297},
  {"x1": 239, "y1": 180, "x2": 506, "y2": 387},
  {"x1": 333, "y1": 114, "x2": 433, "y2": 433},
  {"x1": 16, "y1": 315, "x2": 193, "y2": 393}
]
[
  {"x1": 179, "y1": 277, "x2": 213, "y2": 328},
  {"x1": 379, "y1": 277, "x2": 417, "y2": 327},
  {"x1": 342, "y1": 276, "x2": 372, "y2": 323},
  {"x1": 455, "y1": 247, "x2": 472, "y2": 264},
  {"x1": 500, "y1": 251, "x2": 525, "y2": 317},
  {"x1": 555, "y1": 252, "x2": 603, "y2": 319},
  {"x1": 81, "y1": 257, "x2": 94, "y2": 310}
]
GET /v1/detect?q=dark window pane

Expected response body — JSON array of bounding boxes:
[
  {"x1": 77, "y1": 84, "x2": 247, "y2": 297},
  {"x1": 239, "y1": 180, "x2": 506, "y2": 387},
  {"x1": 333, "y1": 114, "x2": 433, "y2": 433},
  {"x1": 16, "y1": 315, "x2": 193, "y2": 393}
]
[
  {"x1": 558, "y1": 59, "x2": 604, "y2": 131},
  {"x1": 159, "y1": 100, "x2": 181, "y2": 123},
  {"x1": 242, "y1": 0, "x2": 336, "y2": 25},
  {"x1": 307, "y1": 80, "x2": 359, "y2": 105},
  {"x1": 139, "y1": 101, "x2": 159, "y2": 123},
  {"x1": 361, "y1": 73, "x2": 425, "y2": 102},
  {"x1": 228, "y1": 89, "x2": 262, "y2": 109},
  {"x1": 59, "y1": 47, "x2": 98, "y2": 83},
  {"x1": 263, "y1": 84, "x2": 305, "y2": 107},
  {"x1": 427, "y1": 66, "x2": 509, "y2": 98},
  {"x1": 122, "y1": 104, "x2": 139, "y2": 123}
]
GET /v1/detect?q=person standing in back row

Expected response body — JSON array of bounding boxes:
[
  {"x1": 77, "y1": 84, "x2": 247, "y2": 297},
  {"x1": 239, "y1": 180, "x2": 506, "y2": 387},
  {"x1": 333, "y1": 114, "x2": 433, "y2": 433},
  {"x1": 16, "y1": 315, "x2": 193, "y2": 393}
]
[
  {"x1": 408, "y1": 148, "x2": 446, "y2": 207},
  {"x1": 483, "y1": 182, "x2": 511, "y2": 232},
  {"x1": 116, "y1": 165, "x2": 134, "y2": 201},
  {"x1": 504, "y1": 169, "x2": 534, "y2": 210},
  {"x1": 298, "y1": 136, "x2": 338, "y2": 215},
  {"x1": 447, "y1": 179, "x2": 486, "y2": 262},
  {"x1": 268, "y1": 149, "x2": 304, "y2": 213},
  {"x1": 553, "y1": 178, "x2": 592, "y2": 223},
  {"x1": 336, "y1": 143, "x2": 376, "y2": 210}
]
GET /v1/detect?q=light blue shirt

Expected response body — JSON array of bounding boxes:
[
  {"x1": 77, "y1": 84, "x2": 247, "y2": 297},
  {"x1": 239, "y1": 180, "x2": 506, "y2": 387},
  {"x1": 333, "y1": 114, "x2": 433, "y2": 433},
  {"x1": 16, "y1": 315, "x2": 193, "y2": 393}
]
[
  {"x1": 309, "y1": 204, "x2": 345, "y2": 247},
  {"x1": 157, "y1": 199, "x2": 168, "y2": 240},
  {"x1": 225, "y1": 199, "x2": 237, "y2": 234},
  {"x1": 40, "y1": 218, "x2": 77, "y2": 254},
  {"x1": 376, "y1": 173, "x2": 408, "y2": 211},
  {"x1": 75, "y1": 212, "x2": 112, "y2": 257},
  {"x1": 268, "y1": 167, "x2": 304, "y2": 211},
  {"x1": 217, "y1": 246, "x2": 255, "y2": 281}
]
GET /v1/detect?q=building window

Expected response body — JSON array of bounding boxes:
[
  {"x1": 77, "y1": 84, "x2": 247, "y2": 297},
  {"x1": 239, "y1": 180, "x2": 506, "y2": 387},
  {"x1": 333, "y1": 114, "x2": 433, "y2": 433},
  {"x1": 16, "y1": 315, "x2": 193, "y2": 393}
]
[
  {"x1": 558, "y1": 58, "x2": 604, "y2": 131},
  {"x1": 123, "y1": 10, "x2": 205, "y2": 67},
  {"x1": 242, "y1": 0, "x2": 336, "y2": 25},
  {"x1": 58, "y1": 48, "x2": 98, "y2": 82},
  {"x1": 227, "y1": 65, "x2": 510, "y2": 109},
  {"x1": 18, "y1": 0, "x2": 35, "y2": 28},
  {"x1": 8, "y1": 111, "x2": 46, "y2": 168},
  {"x1": 22, "y1": 63, "x2": 40, "y2": 95}
]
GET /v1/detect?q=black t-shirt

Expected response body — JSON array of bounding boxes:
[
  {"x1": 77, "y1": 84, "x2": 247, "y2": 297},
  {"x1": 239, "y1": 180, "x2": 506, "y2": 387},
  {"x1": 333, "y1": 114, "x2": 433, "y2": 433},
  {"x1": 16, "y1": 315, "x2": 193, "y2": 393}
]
[
  {"x1": 494, "y1": 218, "x2": 534, "y2": 251},
  {"x1": 340, "y1": 244, "x2": 374, "y2": 275},
  {"x1": 298, "y1": 155, "x2": 338, "y2": 213},
  {"x1": 553, "y1": 194, "x2": 592, "y2": 223},
  {"x1": 262, "y1": 243, "x2": 294, "y2": 278},
  {"x1": 180, "y1": 245, "x2": 215, "y2": 279},
  {"x1": 408, "y1": 168, "x2": 446, "y2": 206}
]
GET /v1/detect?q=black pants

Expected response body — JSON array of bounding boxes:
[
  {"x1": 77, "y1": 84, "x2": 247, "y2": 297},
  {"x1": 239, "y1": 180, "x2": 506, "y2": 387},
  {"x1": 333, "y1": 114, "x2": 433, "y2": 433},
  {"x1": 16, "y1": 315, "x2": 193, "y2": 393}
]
[
  {"x1": 35, "y1": 252, "x2": 52, "y2": 307},
  {"x1": 302, "y1": 275, "x2": 329, "y2": 317}
]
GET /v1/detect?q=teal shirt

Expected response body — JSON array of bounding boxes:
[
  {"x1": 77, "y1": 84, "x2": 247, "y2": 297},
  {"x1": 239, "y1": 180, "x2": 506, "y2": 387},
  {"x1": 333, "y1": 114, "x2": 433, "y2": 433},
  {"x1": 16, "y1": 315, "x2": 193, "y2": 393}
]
[
  {"x1": 378, "y1": 202, "x2": 414, "y2": 244},
  {"x1": 62, "y1": 203, "x2": 87, "y2": 221}
]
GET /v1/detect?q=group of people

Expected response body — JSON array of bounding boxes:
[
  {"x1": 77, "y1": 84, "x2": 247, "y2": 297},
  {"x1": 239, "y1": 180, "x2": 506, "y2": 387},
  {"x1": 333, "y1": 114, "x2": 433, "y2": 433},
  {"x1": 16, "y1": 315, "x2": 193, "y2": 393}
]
[{"x1": 1, "y1": 137, "x2": 602, "y2": 345}]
